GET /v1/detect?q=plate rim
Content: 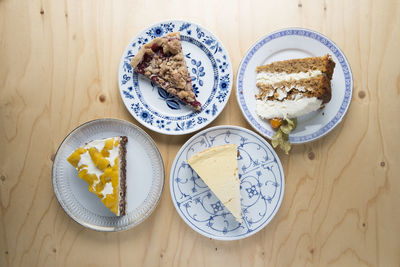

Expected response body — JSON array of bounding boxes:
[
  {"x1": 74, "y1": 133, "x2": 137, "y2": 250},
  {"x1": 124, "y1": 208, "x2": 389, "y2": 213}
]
[
  {"x1": 118, "y1": 19, "x2": 233, "y2": 136},
  {"x1": 169, "y1": 125, "x2": 285, "y2": 240},
  {"x1": 52, "y1": 118, "x2": 165, "y2": 232},
  {"x1": 235, "y1": 27, "x2": 354, "y2": 144}
]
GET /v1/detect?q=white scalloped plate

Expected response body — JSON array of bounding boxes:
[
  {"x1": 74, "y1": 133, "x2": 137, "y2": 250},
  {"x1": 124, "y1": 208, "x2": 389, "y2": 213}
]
[{"x1": 52, "y1": 118, "x2": 164, "y2": 231}]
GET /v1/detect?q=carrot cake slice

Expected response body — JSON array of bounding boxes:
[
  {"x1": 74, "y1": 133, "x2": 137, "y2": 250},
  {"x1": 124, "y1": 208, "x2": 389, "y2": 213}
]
[
  {"x1": 130, "y1": 32, "x2": 201, "y2": 111},
  {"x1": 67, "y1": 136, "x2": 128, "y2": 216},
  {"x1": 255, "y1": 54, "x2": 335, "y2": 119}
]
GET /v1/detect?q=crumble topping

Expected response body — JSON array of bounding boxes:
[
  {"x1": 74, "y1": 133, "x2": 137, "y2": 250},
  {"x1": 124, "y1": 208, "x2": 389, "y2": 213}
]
[{"x1": 130, "y1": 32, "x2": 201, "y2": 111}]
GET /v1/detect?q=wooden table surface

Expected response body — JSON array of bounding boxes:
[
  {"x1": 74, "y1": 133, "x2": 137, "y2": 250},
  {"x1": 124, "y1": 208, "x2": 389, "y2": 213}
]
[{"x1": 1, "y1": 0, "x2": 400, "y2": 266}]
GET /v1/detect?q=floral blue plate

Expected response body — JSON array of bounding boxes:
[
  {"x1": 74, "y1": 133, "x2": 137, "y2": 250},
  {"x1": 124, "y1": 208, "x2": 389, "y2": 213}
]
[
  {"x1": 170, "y1": 125, "x2": 285, "y2": 240},
  {"x1": 236, "y1": 28, "x2": 353, "y2": 143},
  {"x1": 119, "y1": 21, "x2": 233, "y2": 135}
]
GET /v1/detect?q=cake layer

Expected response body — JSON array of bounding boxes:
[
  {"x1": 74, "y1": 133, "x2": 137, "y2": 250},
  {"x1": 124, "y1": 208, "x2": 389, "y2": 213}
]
[
  {"x1": 256, "y1": 75, "x2": 332, "y2": 104},
  {"x1": 256, "y1": 54, "x2": 335, "y2": 79}
]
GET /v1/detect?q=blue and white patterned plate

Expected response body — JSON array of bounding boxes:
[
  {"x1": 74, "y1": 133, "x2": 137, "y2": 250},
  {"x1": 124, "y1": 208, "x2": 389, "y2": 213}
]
[
  {"x1": 119, "y1": 20, "x2": 233, "y2": 135},
  {"x1": 170, "y1": 126, "x2": 284, "y2": 240},
  {"x1": 236, "y1": 28, "x2": 353, "y2": 143}
]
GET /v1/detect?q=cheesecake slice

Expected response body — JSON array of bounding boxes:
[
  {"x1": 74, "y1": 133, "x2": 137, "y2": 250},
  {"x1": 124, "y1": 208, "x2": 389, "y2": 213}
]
[
  {"x1": 187, "y1": 144, "x2": 242, "y2": 223},
  {"x1": 67, "y1": 136, "x2": 128, "y2": 216}
]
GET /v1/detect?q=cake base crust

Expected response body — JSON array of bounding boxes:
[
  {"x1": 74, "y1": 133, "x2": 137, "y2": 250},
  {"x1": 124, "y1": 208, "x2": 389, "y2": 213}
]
[{"x1": 118, "y1": 136, "x2": 128, "y2": 216}]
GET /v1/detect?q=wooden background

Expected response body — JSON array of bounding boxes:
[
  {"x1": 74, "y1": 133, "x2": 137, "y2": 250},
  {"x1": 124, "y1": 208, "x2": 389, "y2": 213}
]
[{"x1": 1, "y1": 0, "x2": 399, "y2": 266}]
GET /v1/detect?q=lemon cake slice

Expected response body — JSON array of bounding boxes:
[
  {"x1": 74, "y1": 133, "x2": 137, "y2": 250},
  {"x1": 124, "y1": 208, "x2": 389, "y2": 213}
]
[
  {"x1": 67, "y1": 136, "x2": 128, "y2": 216},
  {"x1": 187, "y1": 144, "x2": 242, "y2": 223}
]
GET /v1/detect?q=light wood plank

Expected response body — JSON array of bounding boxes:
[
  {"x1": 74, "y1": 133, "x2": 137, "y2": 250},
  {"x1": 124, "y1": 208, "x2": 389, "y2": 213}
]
[{"x1": 1, "y1": 0, "x2": 399, "y2": 266}]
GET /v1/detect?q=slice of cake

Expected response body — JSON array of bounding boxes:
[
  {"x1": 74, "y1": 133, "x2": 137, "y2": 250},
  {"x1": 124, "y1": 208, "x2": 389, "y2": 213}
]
[
  {"x1": 255, "y1": 54, "x2": 335, "y2": 119},
  {"x1": 130, "y1": 32, "x2": 201, "y2": 111},
  {"x1": 67, "y1": 136, "x2": 128, "y2": 216},
  {"x1": 187, "y1": 144, "x2": 242, "y2": 223}
]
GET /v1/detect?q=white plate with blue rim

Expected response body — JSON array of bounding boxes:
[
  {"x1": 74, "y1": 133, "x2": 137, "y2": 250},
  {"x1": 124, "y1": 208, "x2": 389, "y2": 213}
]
[
  {"x1": 236, "y1": 28, "x2": 353, "y2": 143},
  {"x1": 170, "y1": 125, "x2": 285, "y2": 240},
  {"x1": 119, "y1": 20, "x2": 233, "y2": 135},
  {"x1": 52, "y1": 118, "x2": 164, "y2": 232}
]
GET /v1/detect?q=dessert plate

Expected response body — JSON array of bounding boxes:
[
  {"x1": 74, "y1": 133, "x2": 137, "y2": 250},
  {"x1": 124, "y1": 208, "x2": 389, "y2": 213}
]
[
  {"x1": 119, "y1": 20, "x2": 233, "y2": 135},
  {"x1": 236, "y1": 28, "x2": 353, "y2": 143},
  {"x1": 170, "y1": 125, "x2": 285, "y2": 240},
  {"x1": 52, "y1": 118, "x2": 164, "y2": 231}
]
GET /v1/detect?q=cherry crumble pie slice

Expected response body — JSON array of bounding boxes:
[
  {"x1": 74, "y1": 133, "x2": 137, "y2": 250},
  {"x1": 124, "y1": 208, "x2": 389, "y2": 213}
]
[
  {"x1": 130, "y1": 32, "x2": 201, "y2": 111},
  {"x1": 131, "y1": 32, "x2": 201, "y2": 111}
]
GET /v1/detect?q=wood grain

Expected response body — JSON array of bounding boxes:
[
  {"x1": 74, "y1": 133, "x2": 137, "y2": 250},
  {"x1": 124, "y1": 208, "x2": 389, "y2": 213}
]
[{"x1": 1, "y1": 0, "x2": 399, "y2": 266}]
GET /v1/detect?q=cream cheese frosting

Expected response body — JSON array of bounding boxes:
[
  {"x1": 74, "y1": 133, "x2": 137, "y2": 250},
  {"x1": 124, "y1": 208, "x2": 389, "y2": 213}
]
[
  {"x1": 256, "y1": 70, "x2": 322, "y2": 85},
  {"x1": 101, "y1": 182, "x2": 114, "y2": 198},
  {"x1": 256, "y1": 96, "x2": 322, "y2": 119}
]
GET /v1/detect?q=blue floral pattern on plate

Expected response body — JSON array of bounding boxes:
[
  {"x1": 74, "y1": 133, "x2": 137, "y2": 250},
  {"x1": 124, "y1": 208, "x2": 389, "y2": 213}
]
[
  {"x1": 170, "y1": 126, "x2": 285, "y2": 240},
  {"x1": 236, "y1": 28, "x2": 353, "y2": 143},
  {"x1": 119, "y1": 20, "x2": 233, "y2": 135}
]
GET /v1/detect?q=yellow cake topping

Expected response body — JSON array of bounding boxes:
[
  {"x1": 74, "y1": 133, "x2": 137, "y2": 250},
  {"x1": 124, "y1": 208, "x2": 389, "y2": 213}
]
[{"x1": 67, "y1": 137, "x2": 122, "y2": 215}]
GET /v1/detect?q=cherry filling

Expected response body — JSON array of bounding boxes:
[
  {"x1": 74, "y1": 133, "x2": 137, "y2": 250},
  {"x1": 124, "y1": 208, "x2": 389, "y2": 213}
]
[
  {"x1": 136, "y1": 44, "x2": 168, "y2": 74},
  {"x1": 134, "y1": 38, "x2": 201, "y2": 111},
  {"x1": 151, "y1": 43, "x2": 161, "y2": 52},
  {"x1": 151, "y1": 43, "x2": 167, "y2": 59},
  {"x1": 181, "y1": 98, "x2": 201, "y2": 109},
  {"x1": 135, "y1": 53, "x2": 152, "y2": 74},
  {"x1": 150, "y1": 76, "x2": 159, "y2": 84}
]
